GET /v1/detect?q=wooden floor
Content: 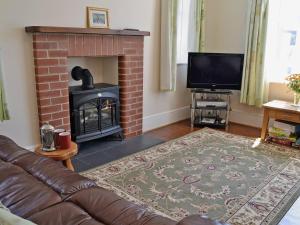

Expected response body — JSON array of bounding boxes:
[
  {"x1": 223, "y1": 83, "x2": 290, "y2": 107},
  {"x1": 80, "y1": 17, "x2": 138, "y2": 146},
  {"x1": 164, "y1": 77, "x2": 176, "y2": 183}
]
[
  {"x1": 146, "y1": 119, "x2": 261, "y2": 141},
  {"x1": 146, "y1": 120, "x2": 298, "y2": 225}
]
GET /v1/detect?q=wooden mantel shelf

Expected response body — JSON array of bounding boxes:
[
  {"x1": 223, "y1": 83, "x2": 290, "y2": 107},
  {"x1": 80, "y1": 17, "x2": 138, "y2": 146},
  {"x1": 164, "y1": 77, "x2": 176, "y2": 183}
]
[{"x1": 25, "y1": 26, "x2": 150, "y2": 36}]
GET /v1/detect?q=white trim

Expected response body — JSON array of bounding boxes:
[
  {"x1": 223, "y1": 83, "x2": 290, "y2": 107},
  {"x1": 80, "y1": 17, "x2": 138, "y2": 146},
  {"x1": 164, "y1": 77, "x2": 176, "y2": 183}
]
[
  {"x1": 143, "y1": 106, "x2": 190, "y2": 132},
  {"x1": 25, "y1": 109, "x2": 262, "y2": 148},
  {"x1": 143, "y1": 107, "x2": 263, "y2": 132},
  {"x1": 23, "y1": 145, "x2": 36, "y2": 152},
  {"x1": 229, "y1": 109, "x2": 263, "y2": 128}
]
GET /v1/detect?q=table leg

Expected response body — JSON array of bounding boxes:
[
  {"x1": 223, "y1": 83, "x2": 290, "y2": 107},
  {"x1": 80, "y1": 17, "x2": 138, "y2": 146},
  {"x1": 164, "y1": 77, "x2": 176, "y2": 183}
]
[
  {"x1": 261, "y1": 109, "x2": 270, "y2": 141},
  {"x1": 63, "y1": 158, "x2": 75, "y2": 171},
  {"x1": 191, "y1": 92, "x2": 195, "y2": 128},
  {"x1": 191, "y1": 108, "x2": 195, "y2": 128}
]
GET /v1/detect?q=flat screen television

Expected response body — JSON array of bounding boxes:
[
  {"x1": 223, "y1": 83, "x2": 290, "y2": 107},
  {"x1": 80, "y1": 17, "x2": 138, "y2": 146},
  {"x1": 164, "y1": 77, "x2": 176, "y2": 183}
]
[{"x1": 187, "y1": 53, "x2": 244, "y2": 90}]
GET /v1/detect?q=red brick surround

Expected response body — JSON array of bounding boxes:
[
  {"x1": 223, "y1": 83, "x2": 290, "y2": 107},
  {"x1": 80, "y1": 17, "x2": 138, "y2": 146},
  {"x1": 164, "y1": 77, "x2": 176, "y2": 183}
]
[{"x1": 29, "y1": 31, "x2": 147, "y2": 138}]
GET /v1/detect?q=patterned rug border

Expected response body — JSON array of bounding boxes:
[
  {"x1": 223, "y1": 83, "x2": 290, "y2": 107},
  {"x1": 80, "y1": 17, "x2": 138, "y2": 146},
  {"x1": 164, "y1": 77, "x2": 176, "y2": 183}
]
[
  {"x1": 264, "y1": 179, "x2": 300, "y2": 225},
  {"x1": 81, "y1": 128, "x2": 300, "y2": 224},
  {"x1": 226, "y1": 160, "x2": 300, "y2": 224}
]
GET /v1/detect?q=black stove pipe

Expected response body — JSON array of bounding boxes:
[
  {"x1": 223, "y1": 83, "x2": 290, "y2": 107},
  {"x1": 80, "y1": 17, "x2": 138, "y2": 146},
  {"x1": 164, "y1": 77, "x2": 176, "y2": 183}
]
[{"x1": 71, "y1": 66, "x2": 95, "y2": 90}]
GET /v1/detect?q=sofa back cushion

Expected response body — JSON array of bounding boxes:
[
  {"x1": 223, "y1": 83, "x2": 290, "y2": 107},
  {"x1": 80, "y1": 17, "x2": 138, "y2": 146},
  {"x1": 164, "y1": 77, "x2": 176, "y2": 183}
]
[
  {"x1": 67, "y1": 187, "x2": 177, "y2": 225},
  {"x1": 0, "y1": 136, "x2": 29, "y2": 162},
  {"x1": 10, "y1": 153, "x2": 97, "y2": 199},
  {"x1": 0, "y1": 159, "x2": 62, "y2": 218},
  {"x1": 29, "y1": 202, "x2": 104, "y2": 225},
  {"x1": 0, "y1": 135, "x2": 97, "y2": 199},
  {"x1": 0, "y1": 201, "x2": 37, "y2": 225}
]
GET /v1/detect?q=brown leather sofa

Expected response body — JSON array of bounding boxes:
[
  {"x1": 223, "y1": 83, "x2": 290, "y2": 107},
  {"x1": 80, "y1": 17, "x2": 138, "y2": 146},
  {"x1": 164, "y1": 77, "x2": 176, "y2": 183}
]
[{"x1": 0, "y1": 135, "x2": 227, "y2": 225}]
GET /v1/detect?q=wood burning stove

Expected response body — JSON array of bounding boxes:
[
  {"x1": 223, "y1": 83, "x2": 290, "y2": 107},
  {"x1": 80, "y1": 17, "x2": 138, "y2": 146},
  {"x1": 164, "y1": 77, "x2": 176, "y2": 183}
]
[
  {"x1": 69, "y1": 67, "x2": 122, "y2": 143},
  {"x1": 69, "y1": 83, "x2": 123, "y2": 143}
]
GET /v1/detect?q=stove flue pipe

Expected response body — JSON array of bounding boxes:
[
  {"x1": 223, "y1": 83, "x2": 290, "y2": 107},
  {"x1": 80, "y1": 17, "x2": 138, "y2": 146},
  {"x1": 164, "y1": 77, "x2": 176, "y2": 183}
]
[{"x1": 71, "y1": 66, "x2": 95, "y2": 90}]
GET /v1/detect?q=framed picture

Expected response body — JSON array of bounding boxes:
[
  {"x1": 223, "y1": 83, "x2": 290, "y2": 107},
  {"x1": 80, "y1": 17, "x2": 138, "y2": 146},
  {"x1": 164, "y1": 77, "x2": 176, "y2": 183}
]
[{"x1": 87, "y1": 7, "x2": 110, "y2": 28}]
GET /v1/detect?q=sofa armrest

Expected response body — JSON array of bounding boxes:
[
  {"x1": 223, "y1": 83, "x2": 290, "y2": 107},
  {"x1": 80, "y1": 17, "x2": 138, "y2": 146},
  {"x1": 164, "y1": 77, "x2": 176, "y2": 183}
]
[{"x1": 177, "y1": 215, "x2": 229, "y2": 225}]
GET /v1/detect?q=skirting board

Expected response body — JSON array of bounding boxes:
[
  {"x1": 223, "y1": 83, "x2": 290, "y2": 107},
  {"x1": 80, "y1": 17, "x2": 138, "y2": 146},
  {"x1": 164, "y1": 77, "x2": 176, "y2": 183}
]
[
  {"x1": 143, "y1": 107, "x2": 263, "y2": 132},
  {"x1": 229, "y1": 109, "x2": 263, "y2": 128},
  {"x1": 24, "y1": 108, "x2": 262, "y2": 149},
  {"x1": 24, "y1": 145, "x2": 36, "y2": 152},
  {"x1": 143, "y1": 106, "x2": 190, "y2": 132}
]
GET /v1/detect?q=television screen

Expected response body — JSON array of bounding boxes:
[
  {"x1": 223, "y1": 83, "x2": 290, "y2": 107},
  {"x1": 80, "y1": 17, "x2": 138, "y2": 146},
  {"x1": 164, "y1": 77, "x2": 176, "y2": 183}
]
[{"x1": 187, "y1": 53, "x2": 244, "y2": 90}]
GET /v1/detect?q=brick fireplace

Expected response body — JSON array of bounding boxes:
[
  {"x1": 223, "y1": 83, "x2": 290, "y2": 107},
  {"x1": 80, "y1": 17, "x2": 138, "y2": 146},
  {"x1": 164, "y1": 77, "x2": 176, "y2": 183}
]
[{"x1": 26, "y1": 26, "x2": 150, "y2": 138}]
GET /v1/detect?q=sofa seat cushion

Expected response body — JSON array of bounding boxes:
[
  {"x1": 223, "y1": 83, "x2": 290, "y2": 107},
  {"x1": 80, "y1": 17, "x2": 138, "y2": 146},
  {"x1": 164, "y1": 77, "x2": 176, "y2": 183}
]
[
  {"x1": 29, "y1": 202, "x2": 105, "y2": 225},
  {"x1": 67, "y1": 187, "x2": 177, "y2": 225},
  {"x1": 0, "y1": 159, "x2": 62, "y2": 218}
]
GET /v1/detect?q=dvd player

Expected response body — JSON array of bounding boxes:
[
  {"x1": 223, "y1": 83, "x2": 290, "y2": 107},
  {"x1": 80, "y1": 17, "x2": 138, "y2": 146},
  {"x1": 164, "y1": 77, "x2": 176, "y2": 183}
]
[{"x1": 196, "y1": 101, "x2": 227, "y2": 108}]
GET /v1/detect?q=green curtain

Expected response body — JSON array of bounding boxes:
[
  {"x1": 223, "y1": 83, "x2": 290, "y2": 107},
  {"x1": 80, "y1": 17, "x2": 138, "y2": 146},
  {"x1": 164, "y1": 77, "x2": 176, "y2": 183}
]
[
  {"x1": 188, "y1": 0, "x2": 205, "y2": 52},
  {"x1": 195, "y1": 0, "x2": 205, "y2": 52},
  {"x1": 0, "y1": 49, "x2": 10, "y2": 121},
  {"x1": 160, "y1": 0, "x2": 178, "y2": 91},
  {"x1": 240, "y1": 0, "x2": 269, "y2": 107}
]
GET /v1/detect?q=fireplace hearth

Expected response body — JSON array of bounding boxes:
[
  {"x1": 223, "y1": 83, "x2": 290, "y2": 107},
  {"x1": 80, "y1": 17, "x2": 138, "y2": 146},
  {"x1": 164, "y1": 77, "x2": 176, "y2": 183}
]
[{"x1": 69, "y1": 83, "x2": 122, "y2": 143}]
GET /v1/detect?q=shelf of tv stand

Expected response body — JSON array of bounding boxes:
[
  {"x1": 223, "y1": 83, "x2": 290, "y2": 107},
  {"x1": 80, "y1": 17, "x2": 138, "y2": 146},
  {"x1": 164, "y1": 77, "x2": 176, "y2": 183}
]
[
  {"x1": 194, "y1": 117, "x2": 226, "y2": 128},
  {"x1": 190, "y1": 89, "x2": 232, "y2": 130},
  {"x1": 193, "y1": 100, "x2": 228, "y2": 110},
  {"x1": 192, "y1": 106, "x2": 228, "y2": 110}
]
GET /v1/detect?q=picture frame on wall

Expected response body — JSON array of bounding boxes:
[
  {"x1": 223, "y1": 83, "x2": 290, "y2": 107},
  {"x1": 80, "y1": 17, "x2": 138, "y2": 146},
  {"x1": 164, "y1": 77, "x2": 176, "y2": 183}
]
[{"x1": 87, "y1": 7, "x2": 110, "y2": 28}]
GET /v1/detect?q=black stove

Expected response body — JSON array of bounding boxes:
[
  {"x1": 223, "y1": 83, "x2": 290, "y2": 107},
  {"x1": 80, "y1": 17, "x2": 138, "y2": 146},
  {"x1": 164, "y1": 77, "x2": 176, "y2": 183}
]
[{"x1": 69, "y1": 83, "x2": 122, "y2": 143}]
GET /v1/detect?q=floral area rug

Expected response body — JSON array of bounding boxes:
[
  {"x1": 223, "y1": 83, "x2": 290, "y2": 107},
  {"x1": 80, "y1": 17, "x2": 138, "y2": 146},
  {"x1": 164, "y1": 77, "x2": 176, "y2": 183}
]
[{"x1": 81, "y1": 128, "x2": 300, "y2": 225}]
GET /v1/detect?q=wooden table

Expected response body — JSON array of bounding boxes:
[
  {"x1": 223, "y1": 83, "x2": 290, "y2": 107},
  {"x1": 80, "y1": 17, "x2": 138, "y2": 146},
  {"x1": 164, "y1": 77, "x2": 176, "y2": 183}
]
[
  {"x1": 261, "y1": 100, "x2": 300, "y2": 140},
  {"x1": 35, "y1": 142, "x2": 78, "y2": 171}
]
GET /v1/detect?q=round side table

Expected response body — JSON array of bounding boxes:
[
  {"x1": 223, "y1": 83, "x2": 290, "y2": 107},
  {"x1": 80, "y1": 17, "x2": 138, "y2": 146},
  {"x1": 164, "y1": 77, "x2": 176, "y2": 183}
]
[{"x1": 35, "y1": 142, "x2": 78, "y2": 171}]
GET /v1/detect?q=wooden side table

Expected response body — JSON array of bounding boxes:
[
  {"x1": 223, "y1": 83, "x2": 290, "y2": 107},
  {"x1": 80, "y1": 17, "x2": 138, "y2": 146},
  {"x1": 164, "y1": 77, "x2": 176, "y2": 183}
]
[
  {"x1": 261, "y1": 100, "x2": 300, "y2": 140},
  {"x1": 35, "y1": 142, "x2": 78, "y2": 171}
]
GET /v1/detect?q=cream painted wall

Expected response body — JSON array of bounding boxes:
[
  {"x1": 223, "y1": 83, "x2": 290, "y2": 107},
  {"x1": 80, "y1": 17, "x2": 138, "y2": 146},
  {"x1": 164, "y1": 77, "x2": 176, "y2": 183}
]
[
  {"x1": 67, "y1": 57, "x2": 118, "y2": 86},
  {"x1": 204, "y1": 0, "x2": 262, "y2": 126},
  {"x1": 0, "y1": 0, "x2": 291, "y2": 147},
  {"x1": 68, "y1": 57, "x2": 104, "y2": 86},
  {"x1": 205, "y1": 0, "x2": 248, "y2": 53},
  {"x1": 205, "y1": 0, "x2": 294, "y2": 128},
  {"x1": 0, "y1": 0, "x2": 190, "y2": 148}
]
